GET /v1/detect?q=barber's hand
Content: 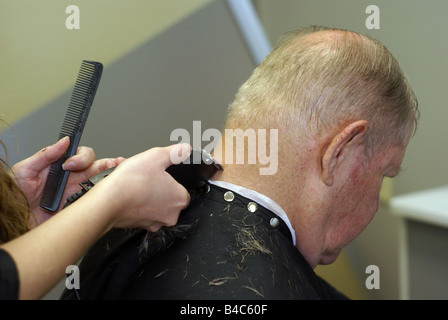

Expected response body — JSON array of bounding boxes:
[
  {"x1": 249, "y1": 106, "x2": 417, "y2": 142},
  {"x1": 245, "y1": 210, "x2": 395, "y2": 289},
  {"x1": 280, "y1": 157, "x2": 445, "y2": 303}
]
[
  {"x1": 11, "y1": 137, "x2": 125, "y2": 227},
  {"x1": 93, "y1": 144, "x2": 192, "y2": 232}
]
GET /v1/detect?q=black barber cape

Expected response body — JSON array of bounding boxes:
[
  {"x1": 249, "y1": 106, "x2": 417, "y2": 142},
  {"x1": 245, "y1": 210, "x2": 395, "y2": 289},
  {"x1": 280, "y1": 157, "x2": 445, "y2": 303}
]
[{"x1": 61, "y1": 184, "x2": 348, "y2": 300}]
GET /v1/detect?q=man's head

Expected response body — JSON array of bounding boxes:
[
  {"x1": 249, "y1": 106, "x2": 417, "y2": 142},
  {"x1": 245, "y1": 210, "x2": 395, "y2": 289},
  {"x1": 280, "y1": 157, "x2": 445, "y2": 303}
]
[
  {"x1": 226, "y1": 25, "x2": 417, "y2": 150},
  {"x1": 214, "y1": 25, "x2": 418, "y2": 267}
]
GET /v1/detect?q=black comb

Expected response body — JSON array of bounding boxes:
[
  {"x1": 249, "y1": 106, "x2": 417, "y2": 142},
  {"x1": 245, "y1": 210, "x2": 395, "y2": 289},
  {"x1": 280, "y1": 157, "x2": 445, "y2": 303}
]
[{"x1": 39, "y1": 60, "x2": 103, "y2": 212}]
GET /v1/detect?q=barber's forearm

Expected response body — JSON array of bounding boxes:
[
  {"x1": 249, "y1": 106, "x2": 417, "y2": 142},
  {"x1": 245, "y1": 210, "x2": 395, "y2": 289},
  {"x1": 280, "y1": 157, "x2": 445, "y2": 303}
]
[{"x1": 0, "y1": 187, "x2": 120, "y2": 300}]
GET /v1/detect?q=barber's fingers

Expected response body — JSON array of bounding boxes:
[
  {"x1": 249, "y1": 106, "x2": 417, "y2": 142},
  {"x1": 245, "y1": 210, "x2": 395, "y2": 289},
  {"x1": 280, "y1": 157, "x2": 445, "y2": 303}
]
[
  {"x1": 16, "y1": 137, "x2": 96, "y2": 173},
  {"x1": 163, "y1": 143, "x2": 192, "y2": 168},
  {"x1": 170, "y1": 179, "x2": 191, "y2": 212},
  {"x1": 89, "y1": 157, "x2": 126, "y2": 172},
  {"x1": 113, "y1": 157, "x2": 126, "y2": 166},
  {"x1": 145, "y1": 222, "x2": 163, "y2": 233},
  {"x1": 62, "y1": 146, "x2": 95, "y2": 171},
  {"x1": 159, "y1": 143, "x2": 192, "y2": 207},
  {"x1": 67, "y1": 156, "x2": 126, "y2": 180},
  {"x1": 19, "y1": 136, "x2": 70, "y2": 173}
]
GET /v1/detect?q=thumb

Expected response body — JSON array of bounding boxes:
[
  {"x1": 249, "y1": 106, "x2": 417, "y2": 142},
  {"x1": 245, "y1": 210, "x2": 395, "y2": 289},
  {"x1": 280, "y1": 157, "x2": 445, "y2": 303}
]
[
  {"x1": 164, "y1": 143, "x2": 192, "y2": 168},
  {"x1": 26, "y1": 137, "x2": 70, "y2": 172}
]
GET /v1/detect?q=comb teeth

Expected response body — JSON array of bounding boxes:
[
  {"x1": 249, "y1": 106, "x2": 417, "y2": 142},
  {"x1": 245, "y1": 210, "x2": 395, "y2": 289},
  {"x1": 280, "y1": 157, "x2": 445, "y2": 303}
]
[
  {"x1": 40, "y1": 60, "x2": 103, "y2": 212},
  {"x1": 59, "y1": 61, "x2": 102, "y2": 139}
]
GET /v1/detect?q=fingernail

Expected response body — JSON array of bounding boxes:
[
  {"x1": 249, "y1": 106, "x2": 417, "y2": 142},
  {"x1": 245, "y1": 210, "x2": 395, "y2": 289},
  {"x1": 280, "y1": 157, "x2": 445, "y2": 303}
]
[
  {"x1": 62, "y1": 161, "x2": 74, "y2": 171},
  {"x1": 59, "y1": 136, "x2": 69, "y2": 143},
  {"x1": 180, "y1": 143, "x2": 192, "y2": 154},
  {"x1": 170, "y1": 143, "x2": 191, "y2": 164}
]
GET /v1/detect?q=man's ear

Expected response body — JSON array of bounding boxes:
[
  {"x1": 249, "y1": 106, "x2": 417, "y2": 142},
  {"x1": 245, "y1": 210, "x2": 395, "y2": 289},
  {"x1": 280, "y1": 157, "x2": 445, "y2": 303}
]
[{"x1": 321, "y1": 120, "x2": 368, "y2": 186}]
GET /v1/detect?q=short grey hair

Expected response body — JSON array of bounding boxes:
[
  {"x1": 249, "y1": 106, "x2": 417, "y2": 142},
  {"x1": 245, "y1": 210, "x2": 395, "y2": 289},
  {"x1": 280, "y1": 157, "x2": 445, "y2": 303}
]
[{"x1": 225, "y1": 25, "x2": 419, "y2": 152}]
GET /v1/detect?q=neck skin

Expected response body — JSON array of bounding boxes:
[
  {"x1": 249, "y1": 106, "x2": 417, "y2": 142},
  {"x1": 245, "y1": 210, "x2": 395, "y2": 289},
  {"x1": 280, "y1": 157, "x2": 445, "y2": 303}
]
[{"x1": 210, "y1": 130, "x2": 330, "y2": 269}]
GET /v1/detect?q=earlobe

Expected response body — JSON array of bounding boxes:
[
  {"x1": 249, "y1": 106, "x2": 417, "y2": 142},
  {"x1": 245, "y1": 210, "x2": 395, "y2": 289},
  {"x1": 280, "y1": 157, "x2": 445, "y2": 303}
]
[{"x1": 321, "y1": 120, "x2": 368, "y2": 186}]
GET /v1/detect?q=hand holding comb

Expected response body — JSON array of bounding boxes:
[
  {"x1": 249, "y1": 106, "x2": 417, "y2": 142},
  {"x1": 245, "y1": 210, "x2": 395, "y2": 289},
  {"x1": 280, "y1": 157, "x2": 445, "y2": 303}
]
[{"x1": 39, "y1": 60, "x2": 103, "y2": 212}]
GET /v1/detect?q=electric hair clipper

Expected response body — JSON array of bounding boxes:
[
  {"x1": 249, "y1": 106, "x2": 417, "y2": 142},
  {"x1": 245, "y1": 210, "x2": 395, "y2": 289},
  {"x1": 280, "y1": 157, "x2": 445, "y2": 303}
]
[{"x1": 64, "y1": 149, "x2": 222, "y2": 207}]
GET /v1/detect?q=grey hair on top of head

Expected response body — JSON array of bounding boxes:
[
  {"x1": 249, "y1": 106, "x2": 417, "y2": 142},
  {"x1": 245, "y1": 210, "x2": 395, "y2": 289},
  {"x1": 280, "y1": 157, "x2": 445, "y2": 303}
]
[{"x1": 225, "y1": 25, "x2": 419, "y2": 152}]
